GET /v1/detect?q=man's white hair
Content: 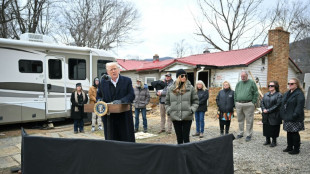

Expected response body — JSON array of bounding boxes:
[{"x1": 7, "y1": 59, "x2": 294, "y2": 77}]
[
  {"x1": 241, "y1": 70, "x2": 248, "y2": 75},
  {"x1": 106, "y1": 62, "x2": 120, "y2": 70}
]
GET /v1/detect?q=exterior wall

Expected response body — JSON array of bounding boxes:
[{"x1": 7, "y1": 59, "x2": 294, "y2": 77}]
[
  {"x1": 268, "y1": 27, "x2": 290, "y2": 93},
  {"x1": 209, "y1": 57, "x2": 268, "y2": 91}
]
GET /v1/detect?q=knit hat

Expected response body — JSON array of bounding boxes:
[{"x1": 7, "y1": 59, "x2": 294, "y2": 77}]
[
  {"x1": 176, "y1": 69, "x2": 187, "y2": 78},
  {"x1": 76, "y1": 83, "x2": 82, "y2": 87}
]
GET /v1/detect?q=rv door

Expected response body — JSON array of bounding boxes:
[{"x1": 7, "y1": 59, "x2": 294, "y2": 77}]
[{"x1": 45, "y1": 56, "x2": 68, "y2": 118}]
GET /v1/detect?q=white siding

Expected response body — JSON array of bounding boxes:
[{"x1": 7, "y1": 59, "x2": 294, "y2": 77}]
[
  {"x1": 247, "y1": 57, "x2": 268, "y2": 88},
  {"x1": 210, "y1": 68, "x2": 240, "y2": 90},
  {"x1": 210, "y1": 57, "x2": 268, "y2": 90},
  {"x1": 288, "y1": 62, "x2": 298, "y2": 82}
]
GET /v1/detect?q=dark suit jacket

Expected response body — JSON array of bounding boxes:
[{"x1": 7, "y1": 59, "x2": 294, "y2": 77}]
[{"x1": 98, "y1": 75, "x2": 136, "y2": 142}]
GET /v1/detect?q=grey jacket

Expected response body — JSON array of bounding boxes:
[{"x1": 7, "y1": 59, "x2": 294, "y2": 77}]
[
  {"x1": 133, "y1": 85, "x2": 150, "y2": 108},
  {"x1": 165, "y1": 81, "x2": 199, "y2": 121},
  {"x1": 159, "y1": 79, "x2": 174, "y2": 104}
]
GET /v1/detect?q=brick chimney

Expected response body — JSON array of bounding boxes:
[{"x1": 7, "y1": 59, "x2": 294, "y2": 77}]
[
  {"x1": 153, "y1": 54, "x2": 159, "y2": 62},
  {"x1": 267, "y1": 27, "x2": 290, "y2": 93}
]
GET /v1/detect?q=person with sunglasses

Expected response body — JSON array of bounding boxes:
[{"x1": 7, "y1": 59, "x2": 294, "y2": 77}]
[
  {"x1": 165, "y1": 69, "x2": 199, "y2": 144},
  {"x1": 261, "y1": 81, "x2": 282, "y2": 147},
  {"x1": 281, "y1": 78, "x2": 305, "y2": 155}
]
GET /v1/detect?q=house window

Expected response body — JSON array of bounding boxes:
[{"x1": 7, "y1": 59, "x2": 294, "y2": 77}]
[
  {"x1": 19, "y1": 60, "x2": 43, "y2": 73},
  {"x1": 145, "y1": 77, "x2": 156, "y2": 90},
  {"x1": 48, "y1": 59, "x2": 62, "y2": 79},
  {"x1": 97, "y1": 60, "x2": 111, "y2": 77},
  {"x1": 262, "y1": 57, "x2": 265, "y2": 65},
  {"x1": 68, "y1": 58, "x2": 86, "y2": 80}
]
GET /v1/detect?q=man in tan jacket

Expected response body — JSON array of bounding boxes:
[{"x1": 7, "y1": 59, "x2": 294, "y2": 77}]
[{"x1": 89, "y1": 77, "x2": 103, "y2": 132}]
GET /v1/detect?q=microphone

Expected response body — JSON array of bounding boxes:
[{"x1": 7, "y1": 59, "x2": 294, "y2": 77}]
[{"x1": 101, "y1": 74, "x2": 111, "y2": 81}]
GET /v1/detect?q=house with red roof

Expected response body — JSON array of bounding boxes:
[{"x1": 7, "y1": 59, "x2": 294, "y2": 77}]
[{"x1": 118, "y1": 27, "x2": 301, "y2": 94}]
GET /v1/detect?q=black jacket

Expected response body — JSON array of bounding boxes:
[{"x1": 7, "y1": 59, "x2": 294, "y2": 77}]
[
  {"x1": 70, "y1": 91, "x2": 88, "y2": 120},
  {"x1": 280, "y1": 88, "x2": 305, "y2": 122},
  {"x1": 196, "y1": 89, "x2": 209, "y2": 112},
  {"x1": 261, "y1": 92, "x2": 282, "y2": 125},
  {"x1": 216, "y1": 89, "x2": 234, "y2": 113}
]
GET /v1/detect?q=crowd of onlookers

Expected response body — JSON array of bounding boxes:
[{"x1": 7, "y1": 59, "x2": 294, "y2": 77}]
[{"x1": 70, "y1": 63, "x2": 305, "y2": 155}]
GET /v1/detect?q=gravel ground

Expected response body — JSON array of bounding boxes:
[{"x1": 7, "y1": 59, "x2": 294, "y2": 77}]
[{"x1": 1, "y1": 107, "x2": 309, "y2": 174}]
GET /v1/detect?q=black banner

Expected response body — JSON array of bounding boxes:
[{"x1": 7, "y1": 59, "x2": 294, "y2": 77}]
[{"x1": 21, "y1": 128, "x2": 234, "y2": 174}]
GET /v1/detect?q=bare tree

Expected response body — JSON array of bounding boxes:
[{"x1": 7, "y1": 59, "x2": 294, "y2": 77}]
[
  {"x1": 173, "y1": 39, "x2": 190, "y2": 58},
  {"x1": 60, "y1": 0, "x2": 140, "y2": 50},
  {"x1": 0, "y1": 0, "x2": 13, "y2": 38},
  {"x1": 266, "y1": 0, "x2": 310, "y2": 43},
  {"x1": 0, "y1": 0, "x2": 55, "y2": 39},
  {"x1": 194, "y1": 0, "x2": 266, "y2": 51}
]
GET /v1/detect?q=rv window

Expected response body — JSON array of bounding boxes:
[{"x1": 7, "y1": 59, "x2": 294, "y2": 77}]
[
  {"x1": 48, "y1": 59, "x2": 62, "y2": 79},
  {"x1": 97, "y1": 60, "x2": 111, "y2": 77},
  {"x1": 69, "y1": 59, "x2": 86, "y2": 80},
  {"x1": 19, "y1": 60, "x2": 43, "y2": 73}
]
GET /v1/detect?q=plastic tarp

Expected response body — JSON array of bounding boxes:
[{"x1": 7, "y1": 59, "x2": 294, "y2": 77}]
[{"x1": 21, "y1": 128, "x2": 234, "y2": 174}]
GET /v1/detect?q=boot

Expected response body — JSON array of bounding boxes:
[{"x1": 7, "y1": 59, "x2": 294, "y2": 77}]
[
  {"x1": 270, "y1": 138, "x2": 277, "y2": 147},
  {"x1": 263, "y1": 137, "x2": 271, "y2": 145},
  {"x1": 220, "y1": 130, "x2": 224, "y2": 136},
  {"x1": 289, "y1": 142, "x2": 300, "y2": 155},
  {"x1": 192, "y1": 132, "x2": 200, "y2": 136},
  {"x1": 225, "y1": 125, "x2": 230, "y2": 135}
]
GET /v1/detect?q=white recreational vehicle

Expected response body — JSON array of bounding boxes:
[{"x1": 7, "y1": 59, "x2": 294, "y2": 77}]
[{"x1": 0, "y1": 34, "x2": 115, "y2": 125}]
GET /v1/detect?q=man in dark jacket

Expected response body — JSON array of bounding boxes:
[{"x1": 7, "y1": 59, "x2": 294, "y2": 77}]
[{"x1": 98, "y1": 62, "x2": 135, "y2": 142}]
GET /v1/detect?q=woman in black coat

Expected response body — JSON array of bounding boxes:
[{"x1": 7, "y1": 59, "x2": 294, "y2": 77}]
[
  {"x1": 261, "y1": 81, "x2": 282, "y2": 147},
  {"x1": 192, "y1": 80, "x2": 209, "y2": 138},
  {"x1": 281, "y1": 78, "x2": 305, "y2": 155},
  {"x1": 71, "y1": 83, "x2": 88, "y2": 134},
  {"x1": 216, "y1": 81, "x2": 234, "y2": 135}
]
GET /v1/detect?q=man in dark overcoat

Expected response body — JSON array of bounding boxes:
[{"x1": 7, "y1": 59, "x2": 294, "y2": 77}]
[{"x1": 98, "y1": 62, "x2": 135, "y2": 142}]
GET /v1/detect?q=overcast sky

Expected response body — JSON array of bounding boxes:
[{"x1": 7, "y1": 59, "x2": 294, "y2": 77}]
[
  {"x1": 114, "y1": 0, "x2": 278, "y2": 60},
  {"x1": 114, "y1": 0, "x2": 204, "y2": 59}
]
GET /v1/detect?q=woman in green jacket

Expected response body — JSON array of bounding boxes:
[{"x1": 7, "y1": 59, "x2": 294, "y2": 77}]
[{"x1": 165, "y1": 69, "x2": 199, "y2": 144}]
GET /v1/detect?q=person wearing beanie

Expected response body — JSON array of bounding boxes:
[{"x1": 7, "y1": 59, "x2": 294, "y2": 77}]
[
  {"x1": 89, "y1": 77, "x2": 103, "y2": 132},
  {"x1": 71, "y1": 83, "x2": 88, "y2": 134},
  {"x1": 175, "y1": 69, "x2": 186, "y2": 79},
  {"x1": 165, "y1": 69, "x2": 199, "y2": 144},
  {"x1": 133, "y1": 78, "x2": 150, "y2": 133}
]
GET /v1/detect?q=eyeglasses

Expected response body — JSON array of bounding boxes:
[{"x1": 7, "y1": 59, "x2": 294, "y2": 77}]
[
  {"x1": 288, "y1": 83, "x2": 295, "y2": 85},
  {"x1": 268, "y1": 85, "x2": 275, "y2": 87},
  {"x1": 180, "y1": 74, "x2": 187, "y2": 78}
]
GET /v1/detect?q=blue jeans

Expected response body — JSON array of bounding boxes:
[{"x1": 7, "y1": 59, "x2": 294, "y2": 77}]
[
  {"x1": 195, "y1": 111, "x2": 205, "y2": 133},
  {"x1": 135, "y1": 108, "x2": 147, "y2": 130},
  {"x1": 74, "y1": 119, "x2": 84, "y2": 132}
]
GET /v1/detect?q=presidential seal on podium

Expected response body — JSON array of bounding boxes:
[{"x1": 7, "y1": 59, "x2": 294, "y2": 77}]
[{"x1": 94, "y1": 101, "x2": 108, "y2": 116}]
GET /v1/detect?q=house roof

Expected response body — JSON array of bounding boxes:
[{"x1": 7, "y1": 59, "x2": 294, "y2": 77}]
[
  {"x1": 177, "y1": 46, "x2": 273, "y2": 67},
  {"x1": 117, "y1": 46, "x2": 301, "y2": 73},
  {"x1": 117, "y1": 59, "x2": 177, "y2": 71},
  {"x1": 117, "y1": 59, "x2": 147, "y2": 71}
]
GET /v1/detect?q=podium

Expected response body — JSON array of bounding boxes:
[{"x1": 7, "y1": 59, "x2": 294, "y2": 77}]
[
  {"x1": 84, "y1": 103, "x2": 131, "y2": 114},
  {"x1": 84, "y1": 103, "x2": 131, "y2": 140}
]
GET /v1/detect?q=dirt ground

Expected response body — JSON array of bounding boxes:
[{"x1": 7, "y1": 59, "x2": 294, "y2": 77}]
[{"x1": 1, "y1": 106, "x2": 309, "y2": 141}]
